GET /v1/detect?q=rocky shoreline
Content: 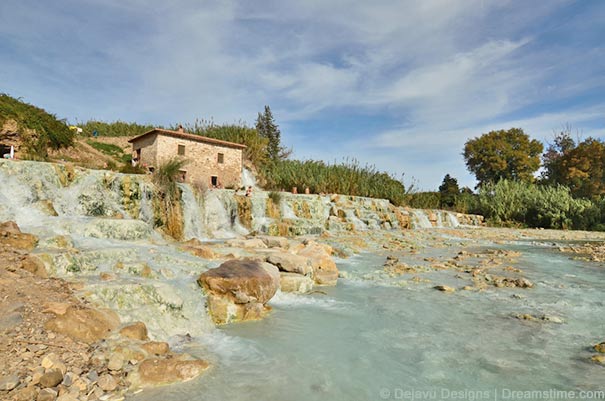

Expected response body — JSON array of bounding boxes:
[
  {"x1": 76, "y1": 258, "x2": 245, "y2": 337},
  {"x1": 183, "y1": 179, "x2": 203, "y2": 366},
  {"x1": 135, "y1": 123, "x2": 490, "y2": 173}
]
[{"x1": 0, "y1": 222, "x2": 209, "y2": 401}]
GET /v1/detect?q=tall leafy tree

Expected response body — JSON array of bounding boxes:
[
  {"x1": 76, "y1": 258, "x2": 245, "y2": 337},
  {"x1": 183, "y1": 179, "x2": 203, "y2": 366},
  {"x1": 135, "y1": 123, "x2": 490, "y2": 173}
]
[
  {"x1": 551, "y1": 138, "x2": 605, "y2": 199},
  {"x1": 463, "y1": 128, "x2": 543, "y2": 187},
  {"x1": 541, "y1": 127, "x2": 576, "y2": 185},
  {"x1": 255, "y1": 105, "x2": 285, "y2": 162},
  {"x1": 438, "y1": 174, "x2": 460, "y2": 208}
]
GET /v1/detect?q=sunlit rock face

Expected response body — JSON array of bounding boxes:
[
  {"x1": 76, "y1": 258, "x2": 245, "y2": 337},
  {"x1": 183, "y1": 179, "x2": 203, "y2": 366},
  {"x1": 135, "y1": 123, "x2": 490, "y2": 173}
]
[{"x1": 197, "y1": 259, "x2": 280, "y2": 324}]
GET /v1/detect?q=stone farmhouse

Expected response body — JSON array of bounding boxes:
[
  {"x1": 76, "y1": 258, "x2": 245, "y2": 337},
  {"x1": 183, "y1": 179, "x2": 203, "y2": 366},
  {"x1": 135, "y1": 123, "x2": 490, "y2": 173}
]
[{"x1": 128, "y1": 127, "x2": 246, "y2": 188}]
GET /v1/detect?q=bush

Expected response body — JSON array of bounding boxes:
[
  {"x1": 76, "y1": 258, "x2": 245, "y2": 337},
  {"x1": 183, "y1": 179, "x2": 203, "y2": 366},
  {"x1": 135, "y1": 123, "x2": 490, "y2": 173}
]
[
  {"x1": 86, "y1": 140, "x2": 124, "y2": 157},
  {"x1": 261, "y1": 159, "x2": 407, "y2": 206},
  {"x1": 0, "y1": 93, "x2": 74, "y2": 158},
  {"x1": 477, "y1": 179, "x2": 601, "y2": 229},
  {"x1": 268, "y1": 191, "x2": 282, "y2": 205},
  {"x1": 152, "y1": 158, "x2": 189, "y2": 239},
  {"x1": 79, "y1": 120, "x2": 153, "y2": 137},
  {"x1": 405, "y1": 192, "x2": 441, "y2": 209}
]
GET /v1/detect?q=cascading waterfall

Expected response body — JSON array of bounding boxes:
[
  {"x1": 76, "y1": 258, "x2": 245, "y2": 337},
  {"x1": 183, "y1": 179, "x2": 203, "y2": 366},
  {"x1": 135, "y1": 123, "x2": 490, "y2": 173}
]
[
  {"x1": 445, "y1": 211, "x2": 460, "y2": 227},
  {"x1": 241, "y1": 168, "x2": 257, "y2": 189},
  {"x1": 410, "y1": 209, "x2": 433, "y2": 228},
  {"x1": 179, "y1": 183, "x2": 206, "y2": 241}
]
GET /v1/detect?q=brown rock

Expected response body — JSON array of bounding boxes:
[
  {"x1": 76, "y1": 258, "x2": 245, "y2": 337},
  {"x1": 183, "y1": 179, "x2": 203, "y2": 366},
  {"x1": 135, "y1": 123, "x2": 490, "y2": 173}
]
[
  {"x1": 44, "y1": 306, "x2": 120, "y2": 344},
  {"x1": 119, "y1": 322, "x2": 149, "y2": 341},
  {"x1": 257, "y1": 236, "x2": 290, "y2": 249},
  {"x1": 591, "y1": 354, "x2": 605, "y2": 365},
  {"x1": 266, "y1": 253, "x2": 312, "y2": 275},
  {"x1": 42, "y1": 302, "x2": 71, "y2": 316},
  {"x1": 107, "y1": 353, "x2": 125, "y2": 371},
  {"x1": 0, "y1": 221, "x2": 38, "y2": 250},
  {"x1": 37, "y1": 388, "x2": 58, "y2": 401},
  {"x1": 296, "y1": 242, "x2": 339, "y2": 286},
  {"x1": 97, "y1": 374, "x2": 118, "y2": 392},
  {"x1": 280, "y1": 272, "x2": 314, "y2": 293},
  {"x1": 0, "y1": 374, "x2": 20, "y2": 391},
  {"x1": 134, "y1": 358, "x2": 209, "y2": 387},
  {"x1": 225, "y1": 238, "x2": 267, "y2": 249},
  {"x1": 181, "y1": 239, "x2": 216, "y2": 259},
  {"x1": 434, "y1": 285, "x2": 455, "y2": 293},
  {"x1": 39, "y1": 369, "x2": 63, "y2": 388},
  {"x1": 41, "y1": 353, "x2": 67, "y2": 375},
  {"x1": 593, "y1": 342, "x2": 605, "y2": 353},
  {"x1": 12, "y1": 385, "x2": 38, "y2": 401},
  {"x1": 198, "y1": 260, "x2": 280, "y2": 324},
  {"x1": 21, "y1": 255, "x2": 48, "y2": 278},
  {"x1": 141, "y1": 341, "x2": 170, "y2": 356}
]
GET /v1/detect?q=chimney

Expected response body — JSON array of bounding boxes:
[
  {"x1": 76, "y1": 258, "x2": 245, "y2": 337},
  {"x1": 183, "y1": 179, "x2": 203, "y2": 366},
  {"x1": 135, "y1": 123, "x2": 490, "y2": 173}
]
[{"x1": 178, "y1": 124, "x2": 184, "y2": 133}]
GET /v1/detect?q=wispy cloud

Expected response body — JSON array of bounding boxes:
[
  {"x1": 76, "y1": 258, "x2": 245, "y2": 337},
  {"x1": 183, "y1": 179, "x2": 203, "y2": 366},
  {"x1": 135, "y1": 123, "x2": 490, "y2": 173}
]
[{"x1": 0, "y1": 0, "x2": 603, "y2": 189}]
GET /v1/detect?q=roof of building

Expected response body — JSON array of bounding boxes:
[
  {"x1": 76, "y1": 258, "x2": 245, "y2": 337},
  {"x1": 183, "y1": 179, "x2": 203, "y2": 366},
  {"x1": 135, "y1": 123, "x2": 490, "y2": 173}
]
[{"x1": 128, "y1": 128, "x2": 247, "y2": 149}]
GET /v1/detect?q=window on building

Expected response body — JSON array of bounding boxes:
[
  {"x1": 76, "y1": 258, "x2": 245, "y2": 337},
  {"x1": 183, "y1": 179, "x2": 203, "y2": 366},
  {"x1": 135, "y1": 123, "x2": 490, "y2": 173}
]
[
  {"x1": 217, "y1": 153, "x2": 224, "y2": 164},
  {"x1": 178, "y1": 145, "x2": 186, "y2": 156},
  {"x1": 211, "y1": 176, "x2": 218, "y2": 187}
]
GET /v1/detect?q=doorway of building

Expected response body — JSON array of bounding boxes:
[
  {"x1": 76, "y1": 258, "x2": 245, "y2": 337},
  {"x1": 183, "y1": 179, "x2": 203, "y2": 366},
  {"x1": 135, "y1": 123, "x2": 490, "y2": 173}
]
[{"x1": 211, "y1": 176, "x2": 218, "y2": 188}]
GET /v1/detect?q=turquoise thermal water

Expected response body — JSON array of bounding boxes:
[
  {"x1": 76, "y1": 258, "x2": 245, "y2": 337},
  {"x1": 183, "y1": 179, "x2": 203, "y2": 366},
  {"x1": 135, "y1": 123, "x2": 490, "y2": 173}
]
[{"x1": 131, "y1": 245, "x2": 605, "y2": 401}]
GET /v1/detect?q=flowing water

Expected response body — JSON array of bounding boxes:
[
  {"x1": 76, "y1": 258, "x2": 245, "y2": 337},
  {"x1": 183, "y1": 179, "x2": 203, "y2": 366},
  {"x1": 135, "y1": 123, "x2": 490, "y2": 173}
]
[
  {"x1": 1, "y1": 160, "x2": 602, "y2": 400},
  {"x1": 131, "y1": 243, "x2": 605, "y2": 401}
]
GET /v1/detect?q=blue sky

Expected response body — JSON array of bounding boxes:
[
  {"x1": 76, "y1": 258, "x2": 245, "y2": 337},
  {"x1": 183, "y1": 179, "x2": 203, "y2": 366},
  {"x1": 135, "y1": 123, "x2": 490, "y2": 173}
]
[{"x1": 1, "y1": 0, "x2": 604, "y2": 189}]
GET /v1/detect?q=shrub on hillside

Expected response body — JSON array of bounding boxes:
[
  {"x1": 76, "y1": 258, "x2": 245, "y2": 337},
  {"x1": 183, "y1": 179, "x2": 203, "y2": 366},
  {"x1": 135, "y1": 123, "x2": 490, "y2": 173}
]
[{"x1": 0, "y1": 93, "x2": 73, "y2": 158}]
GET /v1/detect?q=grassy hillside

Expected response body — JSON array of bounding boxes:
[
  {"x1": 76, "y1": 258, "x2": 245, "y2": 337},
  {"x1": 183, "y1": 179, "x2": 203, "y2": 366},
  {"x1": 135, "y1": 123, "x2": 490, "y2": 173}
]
[{"x1": 0, "y1": 94, "x2": 73, "y2": 158}]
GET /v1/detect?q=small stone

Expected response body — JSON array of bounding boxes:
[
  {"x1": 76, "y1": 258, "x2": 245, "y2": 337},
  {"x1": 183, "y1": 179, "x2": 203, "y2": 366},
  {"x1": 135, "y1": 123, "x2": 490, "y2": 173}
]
[
  {"x1": 56, "y1": 394, "x2": 78, "y2": 401},
  {"x1": 434, "y1": 285, "x2": 455, "y2": 293},
  {"x1": 119, "y1": 322, "x2": 148, "y2": 341},
  {"x1": 87, "y1": 370, "x2": 99, "y2": 382},
  {"x1": 32, "y1": 367, "x2": 46, "y2": 385},
  {"x1": 62, "y1": 372, "x2": 75, "y2": 387},
  {"x1": 39, "y1": 369, "x2": 63, "y2": 388},
  {"x1": 541, "y1": 315, "x2": 564, "y2": 324},
  {"x1": 0, "y1": 374, "x2": 20, "y2": 391},
  {"x1": 37, "y1": 388, "x2": 58, "y2": 401},
  {"x1": 12, "y1": 385, "x2": 38, "y2": 401},
  {"x1": 41, "y1": 353, "x2": 67, "y2": 375},
  {"x1": 107, "y1": 353, "x2": 124, "y2": 371},
  {"x1": 97, "y1": 374, "x2": 118, "y2": 392},
  {"x1": 594, "y1": 342, "x2": 605, "y2": 353},
  {"x1": 591, "y1": 354, "x2": 605, "y2": 365},
  {"x1": 141, "y1": 341, "x2": 170, "y2": 356}
]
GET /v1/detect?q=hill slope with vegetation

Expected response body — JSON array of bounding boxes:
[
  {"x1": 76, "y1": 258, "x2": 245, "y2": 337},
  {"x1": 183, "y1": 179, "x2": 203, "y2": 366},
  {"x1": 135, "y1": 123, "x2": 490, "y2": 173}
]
[{"x1": 0, "y1": 94, "x2": 74, "y2": 159}]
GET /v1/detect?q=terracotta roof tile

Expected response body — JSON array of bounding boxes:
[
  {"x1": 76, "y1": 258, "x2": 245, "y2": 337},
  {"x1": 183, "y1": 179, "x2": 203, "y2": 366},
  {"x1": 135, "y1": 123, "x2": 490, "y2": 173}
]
[{"x1": 128, "y1": 128, "x2": 247, "y2": 149}]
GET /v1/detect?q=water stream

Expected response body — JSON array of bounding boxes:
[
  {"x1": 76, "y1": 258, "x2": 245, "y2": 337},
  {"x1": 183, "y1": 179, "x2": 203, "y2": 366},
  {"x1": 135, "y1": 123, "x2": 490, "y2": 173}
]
[{"x1": 2, "y1": 160, "x2": 599, "y2": 401}]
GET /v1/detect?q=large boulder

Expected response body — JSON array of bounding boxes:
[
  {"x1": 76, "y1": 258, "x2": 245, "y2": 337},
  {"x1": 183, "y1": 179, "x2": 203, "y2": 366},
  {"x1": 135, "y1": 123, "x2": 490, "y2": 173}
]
[
  {"x1": 266, "y1": 253, "x2": 312, "y2": 275},
  {"x1": 44, "y1": 306, "x2": 120, "y2": 344},
  {"x1": 296, "y1": 241, "x2": 339, "y2": 286},
  {"x1": 198, "y1": 260, "x2": 279, "y2": 324}
]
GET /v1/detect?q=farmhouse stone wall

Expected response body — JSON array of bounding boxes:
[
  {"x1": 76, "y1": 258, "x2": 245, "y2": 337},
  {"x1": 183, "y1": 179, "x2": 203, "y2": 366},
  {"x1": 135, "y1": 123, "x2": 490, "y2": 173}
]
[{"x1": 132, "y1": 132, "x2": 243, "y2": 188}]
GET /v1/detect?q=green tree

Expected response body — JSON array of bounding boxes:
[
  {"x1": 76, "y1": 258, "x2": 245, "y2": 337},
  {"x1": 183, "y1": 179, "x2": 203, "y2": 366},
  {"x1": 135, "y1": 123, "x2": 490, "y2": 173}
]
[
  {"x1": 463, "y1": 128, "x2": 543, "y2": 187},
  {"x1": 255, "y1": 105, "x2": 288, "y2": 162},
  {"x1": 438, "y1": 174, "x2": 460, "y2": 208},
  {"x1": 541, "y1": 126, "x2": 576, "y2": 185},
  {"x1": 557, "y1": 138, "x2": 605, "y2": 199}
]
